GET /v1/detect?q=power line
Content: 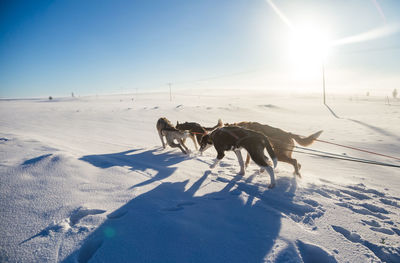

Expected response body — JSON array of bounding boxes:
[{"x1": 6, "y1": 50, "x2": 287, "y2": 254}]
[
  {"x1": 334, "y1": 45, "x2": 400, "y2": 55},
  {"x1": 173, "y1": 68, "x2": 263, "y2": 86},
  {"x1": 168, "y1": 46, "x2": 400, "y2": 88}
]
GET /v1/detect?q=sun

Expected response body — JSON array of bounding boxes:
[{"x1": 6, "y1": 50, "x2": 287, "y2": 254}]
[{"x1": 286, "y1": 24, "x2": 332, "y2": 78}]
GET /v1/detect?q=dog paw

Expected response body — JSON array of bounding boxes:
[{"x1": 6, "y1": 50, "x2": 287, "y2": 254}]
[
  {"x1": 268, "y1": 183, "x2": 276, "y2": 189},
  {"x1": 238, "y1": 170, "x2": 245, "y2": 175}
]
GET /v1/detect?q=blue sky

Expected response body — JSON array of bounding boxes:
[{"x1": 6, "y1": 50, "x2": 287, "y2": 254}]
[{"x1": 0, "y1": 0, "x2": 399, "y2": 98}]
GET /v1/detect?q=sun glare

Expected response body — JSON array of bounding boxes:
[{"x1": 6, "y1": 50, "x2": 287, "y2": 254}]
[{"x1": 286, "y1": 24, "x2": 332, "y2": 77}]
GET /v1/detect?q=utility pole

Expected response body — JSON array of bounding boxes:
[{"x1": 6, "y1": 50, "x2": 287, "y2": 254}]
[
  {"x1": 321, "y1": 59, "x2": 339, "y2": 118},
  {"x1": 168, "y1": 83, "x2": 172, "y2": 101},
  {"x1": 322, "y1": 59, "x2": 326, "y2": 105}
]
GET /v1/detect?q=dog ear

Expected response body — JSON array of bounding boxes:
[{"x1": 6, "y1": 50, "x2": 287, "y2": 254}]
[{"x1": 176, "y1": 121, "x2": 179, "y2": 126}]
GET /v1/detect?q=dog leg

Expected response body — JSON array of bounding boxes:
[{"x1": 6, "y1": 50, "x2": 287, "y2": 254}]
[
  {"x1": 295, "y1": 163, "x2": 302, "y2": 178},
  {"x1": 263, "y1": 166, "x2": 276, "y2": 189},
  {"x1": 234, "y1": 149, "x2": 245, "y2": 175},
  {"x1": 210, "y1": 151, "x2": 224, "y2": 169},
  {"x1": 177, "y1": 143, "x2": 188, "y2": 154},
  {"x1": 158, "y1": 130, "x2": 166, "y2": 149},
  {"x1": 179, "y1": 139, "x2": 190, "y2": 154},
  {"x1": 175, "y1": 138, "x2": 188, "y2": 154},
  {"x1": 245, "y1": 153, "x2": 251, "y2": 168},
  {"x1": 291, "y1": 158, "x2": 301, "y2": 177},
  {"x1": 279, "y1": 155, "x2": 301, "y2": 177},
  {"x1": 195, "y1": 134, "x2": 203, "y2": 151},
  {"x1": 210, "y1": 158, "x2": 221, "y2": 169},
  {"x1": 190, "y1": 134, "x2": 198, "y2": 151},
  {"x1": 167, "y1": 138, "x2": 187, "y2": 154}
]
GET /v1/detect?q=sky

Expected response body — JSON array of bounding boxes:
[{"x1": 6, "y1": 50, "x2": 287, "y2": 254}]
[{"x1": 0, "y1": 0, "x2": 399, "y2": 98}]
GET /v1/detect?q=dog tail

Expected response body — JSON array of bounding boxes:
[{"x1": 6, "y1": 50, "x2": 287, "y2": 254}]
[
  {"x1": 290, "y1": 130, "x2": 323, "y2": 147},
  {"x1": 263, "y1": 136, "x2": 277, "y2": 168},
  {"x1": 204, "y1": 119, "x2": 223, "y2": 131}
]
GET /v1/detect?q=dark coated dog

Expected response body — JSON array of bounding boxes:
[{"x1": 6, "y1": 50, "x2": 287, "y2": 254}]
[{"x1": 199, "y1": 126, "x2": 278, "y2": 188}]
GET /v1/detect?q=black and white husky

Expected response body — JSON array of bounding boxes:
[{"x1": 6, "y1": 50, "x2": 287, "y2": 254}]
[
  {"x1": 156, "y1": 117, "x2": 190, "y2": 154},
  {"x1": 199, "y1": 126, "x2": 278, "y2": 188}
]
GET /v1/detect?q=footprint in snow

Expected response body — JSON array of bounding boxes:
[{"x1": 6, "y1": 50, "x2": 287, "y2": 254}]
[
  {"x1": 391, "y1": 228, "x2": 400, "y2": 236},
  {"x1": 302, "y1": 199, "x2": 319, "y2": 208},
  {"x1": 361, "y1": 219, "x2": 380, "y2": 227},
  {"x1": 380, "y1": 198, "x2": 400, "y2": 208},
  {"x1": 70, "y1": 207, "x2": 106, "y2": 226},
  {"x1": 332, "y1": 225, "x2": 400, "y2": 262},
  {"x1": 296, "y1": 240, "x2": 337, "y2": 263},
  {"x1": 335, "y1": 202, "x2": 390, "y2": 220},
  {"x1": 370, "y1": 227, "x2": 395, "y2": 235},
  {"x1": 347, "y1": 184, "x2": 385, "y2": 197},
  {"x1": 359, "y1": 203, "x2": 389, "y2": 214}
]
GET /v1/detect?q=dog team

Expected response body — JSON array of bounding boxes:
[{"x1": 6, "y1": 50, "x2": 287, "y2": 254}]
[{"x1": 156, "y1": 117, "x2": 322, "y2": 188}]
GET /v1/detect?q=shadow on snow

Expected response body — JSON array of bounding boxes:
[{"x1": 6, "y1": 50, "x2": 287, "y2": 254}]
[
  {"x1": 79, "y1": 148, "x2": 188, "y2": 189},
  {"x1": 66, "y1": 148, "x2": 308, "y2": 263}
]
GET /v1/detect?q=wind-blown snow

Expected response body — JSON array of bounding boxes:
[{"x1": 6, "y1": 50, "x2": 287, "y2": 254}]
[{"x1": 1, "y1": 90, "x2": 399, "y2": 262}]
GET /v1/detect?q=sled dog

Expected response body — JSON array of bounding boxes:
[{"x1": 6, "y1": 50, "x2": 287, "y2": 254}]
[
  {"x1": 156, "y1": 117, "x2": 190, "y2": 154},
  {"x1": 199, "y1": 126, "x2": 278, "y2": 188},
  {"x1": 230, "y1": 122, "x2": 323, "y2": 176},
  {"x1": 176, "y1": 119, "x2": 223, "y2": 150}
]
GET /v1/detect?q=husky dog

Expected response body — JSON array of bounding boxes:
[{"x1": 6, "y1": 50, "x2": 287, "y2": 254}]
[
  {"x1": 176, "y1": 119, "x2": 223, "y2": 150},
  {"x1": 156, "y1": 117, "x2": 190, "y2": 154},
  {"x1": 199, "y1": 126, "x2": 278, "y2": 188},
  {"x1": 230, "y1": 122, "x2": 323, "y2": 176}
]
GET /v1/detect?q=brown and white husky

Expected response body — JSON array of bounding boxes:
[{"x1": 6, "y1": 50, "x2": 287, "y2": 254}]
[{"x1": 230, "y1": 122, "x2": 323, "y2": 176}]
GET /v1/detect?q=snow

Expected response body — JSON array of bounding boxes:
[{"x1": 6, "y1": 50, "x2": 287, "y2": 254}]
[{"x1": 1, "y1": 90, "x2": 400, "y2": 263}]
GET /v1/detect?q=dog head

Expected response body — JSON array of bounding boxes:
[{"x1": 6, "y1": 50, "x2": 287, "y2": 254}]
[
  {"x1": 176, "y1": 121, "x2": 191, "y2": 131},
  {"x1": 199, "y1": 134, "x2": 213, "y2": 153},
  {"x1": 176, "y1": 121, "x2": 183, "y2": 129}
]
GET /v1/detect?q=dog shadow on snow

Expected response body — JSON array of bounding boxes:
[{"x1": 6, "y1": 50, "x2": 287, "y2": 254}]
[
  {"x1": 70, "y1": 149, "x2": 336, "y2": 263},
  {"x1": 79, "y1": 148, "x2": 189, "y2": 189},
  {"x1": 62, "y1": 177, "x2": 335, "y2": 262}
]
